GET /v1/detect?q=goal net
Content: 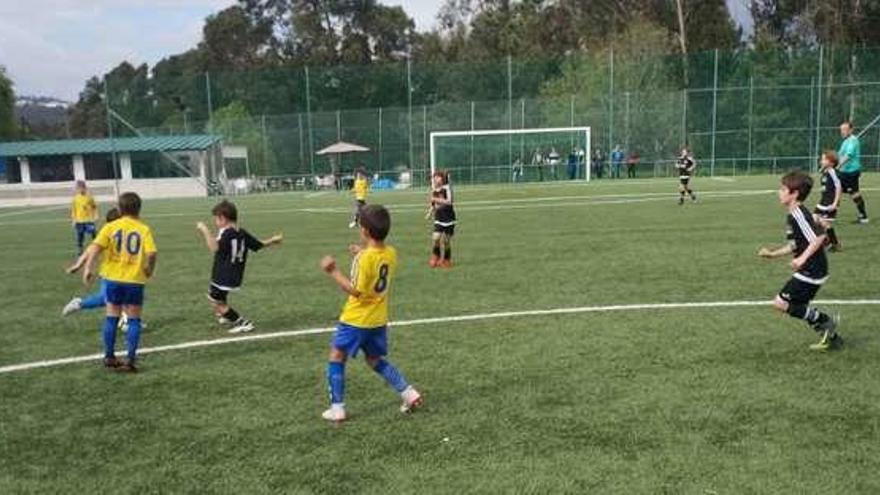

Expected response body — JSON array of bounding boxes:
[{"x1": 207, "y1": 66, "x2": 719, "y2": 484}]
[{"x1": 429, "y1": 127, "x2": 591, "y2": 185}]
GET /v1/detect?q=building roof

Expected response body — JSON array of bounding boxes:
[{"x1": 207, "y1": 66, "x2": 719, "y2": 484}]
[{"x1": 0, "y1": 135, "x2": 222, "y2": 158}]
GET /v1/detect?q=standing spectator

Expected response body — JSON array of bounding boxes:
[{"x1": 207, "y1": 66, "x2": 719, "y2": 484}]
[
  {"x1": 531, "y1": 148, "x2": 544, "y2": 182},
  {"x1": 511, "y1": 158, "x2": 524, "y2": 183},
  {"x1": 547, "y1": 147, "x2": 560, "y2": 180},
  {"x1": 611, "y1": 145, "x2": 625, "y2": 179},
  {"x1": 592, "y1": 148, "x2": 605, "y2": 179},
  {"x1": 626, "y1": 151, "x2": 640, "y2": 179},
  {"x1": 837, "y1": 121, "x2": 869, "y2": 223},
  {"x1": 566, "y1": 149, "x2": 579, "y2": 180}
]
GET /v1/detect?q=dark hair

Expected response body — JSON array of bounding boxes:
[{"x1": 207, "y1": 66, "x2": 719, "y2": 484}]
[
  {"x1": 780, "y1": 171, "x2": 813, "y2": 201},
  {"x1": 105, "y1": 207, "x2": 121, "y2": 223},
  {"x1": 359, "y1": 204, "x2": 391, "y2": 241},
  {"x1": 432, "y1": 170, "x2": 449, "y2": 185},
  {"x1": 211, "y1": 199, "x2": 238, "y2": 222},
  {"x1": 118, "y1": 192, "x2": 142, "y2": 217},
  {"x1": 75, "y1": 180, "x2": 86, "y2": 189},
  {"x1": 356, "y1": 165, "x2": 367, "y2": 176},
  {"x1": 821, "y1": 150, "x2": 839, "y2": 168},
  {"x1": 841, "y1": 121, "x2": 854, "y2": 129}
]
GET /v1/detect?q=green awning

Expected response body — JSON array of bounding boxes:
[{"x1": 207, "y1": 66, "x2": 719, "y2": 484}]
[{"x1": 0, "y1": 135, "x2": 222, "y2": 158}]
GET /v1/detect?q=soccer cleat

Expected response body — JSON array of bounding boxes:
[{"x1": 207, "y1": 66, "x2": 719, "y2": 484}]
[
  {"x1": 829, "y1": 243, "x2": 843, "y2": 253},
  {"x1": 439, "y1": 259, "x2": 453, "y2": 269},
  {"x1": 114, "y1": 360, "x2": 138, "y2": 373},
  {"x1": 858, "y1": 217, "x2": 870, "y2": 224},
  {"x1": 810, "y1": 315, "x2": 842, "y2": 352},
  {"x1": 400, "y1": 386, "x2": 423, "y2": 414},
  {"x1": 322, "y1": 405, "x2": 347, "y2": 423},
  {"x1": 228, "y1": 319, "x2": 255, "y2": 334},
  {"x1": 103, "y1": 356, "x2": 122, "y2": 369},
  {"x1": 429, "y1": 255, "x2": 440, "y2": 268},
  {"x1": 62, "y1": 297, "x2": 82, "y2": 316},
  {"x1": 348, "y1": 221, "x2": 357, "y2": 229},
  {"x1": 678, "y1": 197, "x2": 684, "y2": 206}
]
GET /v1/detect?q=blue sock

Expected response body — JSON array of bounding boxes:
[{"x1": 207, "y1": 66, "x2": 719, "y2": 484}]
[
  {"x1": 126, "y1": 318, "x2": 142, "y2": 362},
  {"x1": 373, "y1": 359, "x2": 409, "y2": 393},
  {"x1": 327, "y1": 361, "x2": 346, "y2": 405},
  {"x1": 80, "y1": 290, "x2": 106, "y2": 310},
  {"x1": 102, "y1": 316, "x2": 120, "y2": 358}
]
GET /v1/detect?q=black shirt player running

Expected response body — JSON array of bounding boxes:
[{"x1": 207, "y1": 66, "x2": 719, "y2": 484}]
[
  {"x1": 676, "y1": 147, "x2": 697, "y2": 205},
  {"x1": 759, "y1": 171, "x2": 841, "y2": 351},
  {"x1": 197, "y1": 200, "x2": 282, "y2": 334},
  {"x1": 814, "y1": 151, "x2": 842, "y2": 251},
  {"x1": 428, "y1": 170, "x2": 456, "y2": 268}
]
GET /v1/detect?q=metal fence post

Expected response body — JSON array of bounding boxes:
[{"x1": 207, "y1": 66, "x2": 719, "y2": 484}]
[
  {"x1": 305, "y1": 66, "x2": 314, "y2": 174},
  {"x1": 407, "y1": 57, "x2": 414, "y2": 171},
  {"x1": 378, "y1": 107, "x2": 383, "y2": 172},
  {"x1": 608, "y1": 47, "x2": 615, "y2": 153},
  {"x1": 710, "y1": 48, "x2": 719, "y2": 177},
  {"x1": 813, "y1": 44, "x2": 824, "y2": 163}
]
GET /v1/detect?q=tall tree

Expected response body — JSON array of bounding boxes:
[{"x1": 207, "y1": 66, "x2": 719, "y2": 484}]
[{"x1": 0, "y1": 66, "x2": 17, "y2": 139}]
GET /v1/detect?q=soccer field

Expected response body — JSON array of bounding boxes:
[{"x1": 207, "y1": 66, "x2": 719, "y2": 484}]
[{"x1": 1, "y1": 175, "x2": 879, "y2": 493}]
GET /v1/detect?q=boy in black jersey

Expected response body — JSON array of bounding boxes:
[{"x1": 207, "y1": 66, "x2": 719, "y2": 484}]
[
  {"x1": 197, "y1": 200, "x2": 283, "y2": 334},
  {"x1": 815, "y1": 151, "x2": 842, "y2": 251},
  {"x1": 676, "y1": 147, "x2": 697, "y2": 205},
  {"x1": 759, "y1": 171, "x2": 842, "y2": 351},
  {"x1": 427, "y1": 170, "x2": 456, "y2": 268}
]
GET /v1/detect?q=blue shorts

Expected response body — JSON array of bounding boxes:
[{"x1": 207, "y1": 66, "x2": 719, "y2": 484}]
[
  {"x1": 75, "y1": 222, "x2": 97, "y2": 236},
  {"x1": 331, "y1": 323, "x2": 388, "y2": 358},
  {"x1": 104, "y1": 280, "x2": 145, "y2": 306}
]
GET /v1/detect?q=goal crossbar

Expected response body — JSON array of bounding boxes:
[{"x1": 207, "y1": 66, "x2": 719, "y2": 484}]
[{"x1": 429, "y1": 126, "x2": 591, "y2": 182}]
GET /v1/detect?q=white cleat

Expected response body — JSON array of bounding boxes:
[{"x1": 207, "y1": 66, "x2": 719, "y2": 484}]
[
  {"x1": 858, "y1": 217, "x2": 870, "y2": 224},
  {"x1": 348, "y1": 221, "x2": 357, "y2": 229},
  {"x1": 228, "y1": 320, "x2": 255, "y2": 334},
  {"x1": 322, "y1": 405, "x2": 347, "y2": 423},
  {"x1": 62, "y1": 297, "x2": 82, "y2": 317},
  {"x1": 400, "y1": 386, "x2": 423, "y2": 414}
]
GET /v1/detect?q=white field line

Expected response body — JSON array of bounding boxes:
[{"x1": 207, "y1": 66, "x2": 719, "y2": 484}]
[
  {"x1": 0, "y1": 204, "x2": 68, "y2": 218},
  {"x1": 0, "y1": 188, "x2": 779, "y2": 227},
  {"x1": 2, "y1": 298, "x2": 878, "y2": 375},
  {"x1": 305, "y1": 191, "x2": 330, "y2": 198}
]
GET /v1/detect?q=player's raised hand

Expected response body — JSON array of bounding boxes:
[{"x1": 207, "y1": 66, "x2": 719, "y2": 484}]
[
  {"x1": 348, "y1": 244, "x2": 362, "y2": 256},
  {"x1": 320, "y1": 255, "x2": 337, "y2": 273},
  {"x1": 196, "y1": 221, "x2": 208, "y2": 232}
]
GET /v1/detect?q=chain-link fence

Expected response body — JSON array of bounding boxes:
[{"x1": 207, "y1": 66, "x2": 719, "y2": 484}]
[{"x1": 102, "y1": 45, "x2": 880, "y2": 188}]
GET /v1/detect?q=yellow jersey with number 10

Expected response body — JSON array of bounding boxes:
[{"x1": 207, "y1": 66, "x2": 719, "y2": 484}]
[
  {"x1": 71, "y1": 193, "x2": 97, "y2": 223},
  {"x1": 93, "y1": 216, "x2": 157, "y2": 284},
  {"x1": 354, "y1": 177, "x2": 368, "y2": 201},
  {"x1": 339, "y1": 246, "x2": 397, "y2": 328}
]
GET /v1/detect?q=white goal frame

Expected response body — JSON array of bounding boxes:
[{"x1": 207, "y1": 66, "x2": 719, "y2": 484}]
[{"x1": 429, "y1": 126, "x2": 592, "y2": 182}]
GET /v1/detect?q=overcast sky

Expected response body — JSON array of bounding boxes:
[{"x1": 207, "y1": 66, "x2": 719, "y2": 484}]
[{"x1": 0, "y1": 0, "x2": 750, "y2": 101}]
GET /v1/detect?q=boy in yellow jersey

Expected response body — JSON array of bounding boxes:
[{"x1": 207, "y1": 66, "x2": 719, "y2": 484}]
[
  {"x1": 71, "y1": 180, "x2": 98, "y2": 254},
  {"x1": 81, "y1": 192, "x2": 157, "y2": 372},
  {"x1": 320, "y1": 204, "x2": 422, "y2": 423},
  {"x1": 348, "y1": 167, "x2": 369, "y2": 229}
]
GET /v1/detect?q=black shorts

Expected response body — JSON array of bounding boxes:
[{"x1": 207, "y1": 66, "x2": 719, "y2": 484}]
[
  {"x1": 814, "y1": 206, "x2": 837, "y2": 221},
  {"x1": 433, "y1": 223, "x2": 455, "y2": 236},
  {"x1": 207, "y1": 285, "x2": 230, "y2": 304},
  {"x1": 778, "y1": 277, "x2": 822, "y2": 306},
  {"x1": 679, "y1": 177, "x2": 691, "y2": 186},
  {"x1": 839, "y1": 171, "x2": 860, "y2": 194}
]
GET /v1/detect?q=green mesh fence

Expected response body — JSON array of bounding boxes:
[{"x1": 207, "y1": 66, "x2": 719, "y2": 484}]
[{"x1": 103, "y1": 45, "x2": 880, "y2": 187}]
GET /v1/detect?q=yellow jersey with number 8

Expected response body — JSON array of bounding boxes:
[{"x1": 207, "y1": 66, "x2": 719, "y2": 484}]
[
  {"x1": 93, "y1": 216, "x2": 157, "y2": 284},
  {"x1": 339, "y1": 246, "x2": 396, "y2": 328}
]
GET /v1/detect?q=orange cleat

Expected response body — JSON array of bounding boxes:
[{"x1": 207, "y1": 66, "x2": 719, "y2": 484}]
[{"x1": 429, "y1": 255, "x2": 440, "y2": 268}]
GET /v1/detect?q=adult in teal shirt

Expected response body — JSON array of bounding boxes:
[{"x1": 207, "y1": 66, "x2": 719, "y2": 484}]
[{"x1": 837, "y1": 121, "x2": 869, "y2": 223}]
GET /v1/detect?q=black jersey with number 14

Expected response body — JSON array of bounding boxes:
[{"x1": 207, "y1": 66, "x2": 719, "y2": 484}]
[{"x1": 211, "y1": 227, "x2": 264, "y2": 290}]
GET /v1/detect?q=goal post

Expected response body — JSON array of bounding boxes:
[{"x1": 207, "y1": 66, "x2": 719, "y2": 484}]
[{"x1": 429, "y1": 126, "x2": 591, "y2": 185}]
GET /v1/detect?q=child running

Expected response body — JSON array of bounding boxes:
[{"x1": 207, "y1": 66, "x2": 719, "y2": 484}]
[
  {"x1": 80, "y1": 192, "x2": 157, "y2": 372},
  {"x1": 428, "y1": 170, "x2": 456, "y2": 268},
  {"x1": 320, "y1": 204, "x2": 422, "y2": 423},
  {"x1": 814, "y1": 151, "x2": 843, "y2": 251},
  {"x1": 349, "y1": 166, "x2": 369, "y2": 229},
  {"x1": 676, "y1": 147, "x2": 697, "y2": 205},
  {"x1": 71, "y1": 180, "x2": 98, "y2": 255},
  {"x1": 197, "y1": 200, "x2": 283, "y2": 334},
  {"x1": 759, "y1": 171, "x2": 842, "y2": 351}
]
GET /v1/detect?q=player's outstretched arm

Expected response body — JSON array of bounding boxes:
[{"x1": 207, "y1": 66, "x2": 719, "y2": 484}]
[
  {"x1": 757, "y1": 244, "x2": 793, "y2": 259},
  {"x1": 81, "y1": 244, "x2": 102, "y2": 286},
  {"x1": 320, "y1": 255, "x2": 361, "y2": 297},
  {"x1": 260, "y1": 233, "x2": 283, "y2": 247},
  {"x1": 196, "y1": 222, "x2": 219, "y2": 252},
  {"x1": 66, "y1": 251, "x2": 90, "y2": 274}
]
